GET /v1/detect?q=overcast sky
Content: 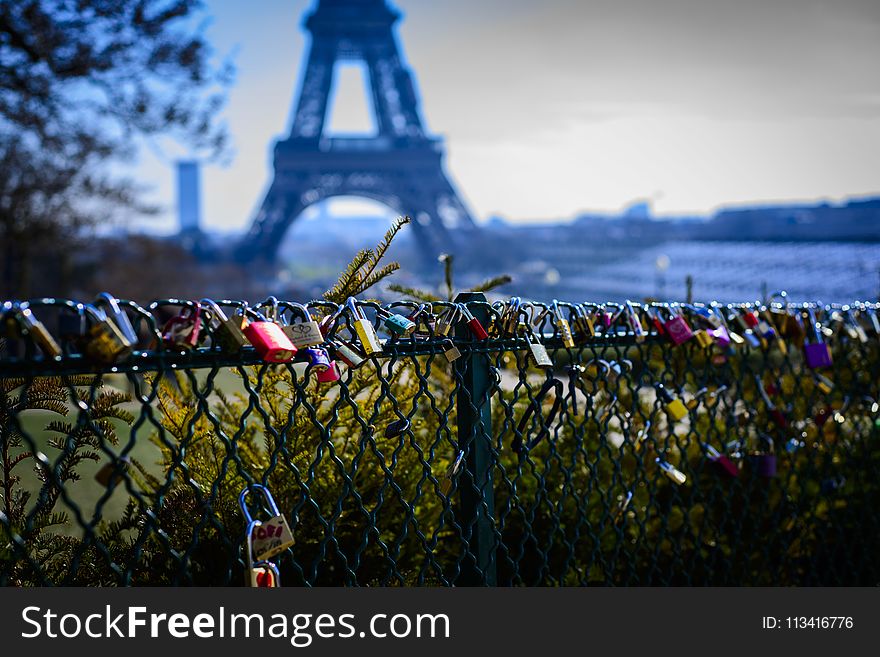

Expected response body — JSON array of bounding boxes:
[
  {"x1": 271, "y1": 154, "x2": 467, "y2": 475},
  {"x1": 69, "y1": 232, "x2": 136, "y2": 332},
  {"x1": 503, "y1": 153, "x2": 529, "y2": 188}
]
[{"x1": 134, "y1": 0, "x2": 880, "y2": 231}]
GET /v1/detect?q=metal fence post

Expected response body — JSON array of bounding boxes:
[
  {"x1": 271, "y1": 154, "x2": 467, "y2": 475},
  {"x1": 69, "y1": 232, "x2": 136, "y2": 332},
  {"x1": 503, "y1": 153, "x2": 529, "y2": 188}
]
[{"x1": 453, "y1": 292, "x2": 497, "y2": 585}]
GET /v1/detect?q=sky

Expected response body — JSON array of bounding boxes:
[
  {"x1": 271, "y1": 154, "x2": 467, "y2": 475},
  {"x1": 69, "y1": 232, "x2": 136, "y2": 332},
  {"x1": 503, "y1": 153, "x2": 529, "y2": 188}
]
[{"x1": 133, "y1": 0, "x2": 880, "y2": 232}]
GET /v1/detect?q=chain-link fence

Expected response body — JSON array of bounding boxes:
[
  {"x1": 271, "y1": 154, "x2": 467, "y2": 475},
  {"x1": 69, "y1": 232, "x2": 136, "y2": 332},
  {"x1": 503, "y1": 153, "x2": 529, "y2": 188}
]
[{"x1": 1, "y1": 295, "x2": 879, "y2": 586}]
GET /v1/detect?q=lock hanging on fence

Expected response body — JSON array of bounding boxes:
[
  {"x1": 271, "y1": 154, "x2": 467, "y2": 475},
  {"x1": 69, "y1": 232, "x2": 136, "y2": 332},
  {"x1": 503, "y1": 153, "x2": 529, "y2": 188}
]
[{"x1": 239, "y1": 484, "x2": 295, "y2": 561}]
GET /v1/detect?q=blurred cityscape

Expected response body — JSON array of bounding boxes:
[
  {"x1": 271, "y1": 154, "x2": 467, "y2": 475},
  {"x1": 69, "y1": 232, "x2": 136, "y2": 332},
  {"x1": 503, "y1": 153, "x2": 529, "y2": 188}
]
[{"x1": 184, "y1": 191, "x2": 880, "y2": 303}]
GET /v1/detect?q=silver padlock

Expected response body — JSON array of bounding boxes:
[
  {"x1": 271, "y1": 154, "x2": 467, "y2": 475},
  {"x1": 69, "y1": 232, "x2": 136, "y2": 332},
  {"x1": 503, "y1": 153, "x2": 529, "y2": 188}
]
[{"x1": 239, "y1": 484, "x2": 294, "y2": 561}]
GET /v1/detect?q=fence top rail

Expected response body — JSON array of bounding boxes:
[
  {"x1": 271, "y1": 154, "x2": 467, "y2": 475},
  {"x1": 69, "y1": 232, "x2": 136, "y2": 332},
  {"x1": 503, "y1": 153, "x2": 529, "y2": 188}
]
[{"x1": 2, "y1": 293, "x2": 878, "y2": 376}]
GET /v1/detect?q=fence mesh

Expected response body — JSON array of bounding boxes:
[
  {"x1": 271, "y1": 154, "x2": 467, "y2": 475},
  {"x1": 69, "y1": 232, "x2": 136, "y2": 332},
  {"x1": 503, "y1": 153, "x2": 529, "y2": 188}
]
[{"x1": 1, "y1": 296, "x2": 879, "y2": 586}]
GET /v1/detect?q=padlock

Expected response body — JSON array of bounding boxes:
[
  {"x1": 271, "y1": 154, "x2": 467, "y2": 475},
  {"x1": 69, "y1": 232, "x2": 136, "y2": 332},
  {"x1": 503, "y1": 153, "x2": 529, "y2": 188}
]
[
  {"x1": 440, "y1": 450, "x2": 465, "y2": 496},
  {"x1": 740, "y1": 327, "x2": 761, "y2": 348},
  {"x1": 248, "y1": 561, "x2": 281, "y2": 588},
  {"x1": 434, "y1": 305, "x2": 460, "y2": 337},
  {"x1": 201, "y1": 299, "x2": 249, "y2": 353},
  {"x1": 755, "y1": 312, "x2": 777, "y2": 342},
  {"x1": 551, "y1": 300, "x2": 575, "y2": 348},
  {"x1": 633, "y1": 420, "x2": 651, "y2": 451},
  {"x1": 656, "y1": 458, "x2": 687, "y2": 485},
  {"x1": 624, "y1": 300, "x2": 646, "y2": 343},
  {"x1": 243, "y1": 516, "x2": 283, "y2": 588},
  {"x1": 385, "y1": 417, "x2": 411, "y2": 438},
  {"x1": 703, "y1": 443, "x2": 739, "y2": 478},
  {"x1": 239, "y1": 484, "x2": 295, "y2": 561},
  {"x1": 525, "y1": 328, "x2": 553, "y2": 369},
  {"x1": 57, "y1": 303, "x2": 88, "y2": 353},
  {"x1": 376, "y1": 307, "x2": 416, "y2": 336},
  {"x1": 663, "y1": 307, "x2": 694, "y2": 345},
  {"x1": 847, "y1": 311, "x2": 869, "y2": 344},
  {"x1": 242, "y1": 311, "x2": 297, "y2": 363},
  {"x1": 693, "y1": 328, "x2": 713, "y2": 348},
  {"x1": 161, "y1": 302, "x2": 202, "y2": 349},
  {"x1": 655, "y1": 383, "x2": 688, "y2": 422},
  {"x1": 813, "y1": 372, "x2": 834, "y2": 395},
  {"x1": 691, "y1": 305, "x2": 723, "y2": 328},
  {"x1": 755, "y1": 375, "x2": 788, "y2": 428},
  {"x1": 458, "y1": 303, "x2": 489, "y2": 340},
  {"x1": 615, "y1": 490, "x2": 634, "y2": 520},
  {"x1": 803, "y1": 307, "x2": 832, "y2": 369},
  {"x1": 346, "y1": 297, "x2": 382, "y2": 355},
  {"x1": 17, "y1": 304, "x2": 63, "y2": 359},
  {"x1": 868, "y1": 308, "x2": 880, "y2": 336},
  {"x1": 302, "y1": 346, "x2": 332, "y2": 373},
  {"x1": 83, "y1": 304, "x2": 134, "y2": 364},
  {"x1": 708, "y1": 325, "x2": 731, "y2": 347},
  {"x1": 749, "y1": 435, "x2": 777, "y2": 478},
  {"x1": 94, "y1": 293, "x2": 138, "y2": 346},
  {"x1": 643, "y1": 306, "x2": 664, "y2": 336},
  {"x1": 512, "y1": 377, "x2": 563, "y2": 453},
  {"x1": 574, "y1": 304, "x2": 596, "y2": 339},
  {"x1": 315, "y1": 303, "x2": 344, "y2": 338},
  {"x1": 283, "y1": 303, "x2": 325, "y2": 348},
  {"x1": 317, "y1": 361, "x2": 341, "y2": 383},
  {"x1": 500, "y1": 297, "x2": 523, "y2": 336},
  {"x1": 330, "y1": 339, "x2": 367, "y2": 369},
  {"x1": 738, "y1": 308, "x2": 760, "y2": 330},
  {"x1": 441, "y1": 338, "x2": 461, "y2": 362}
]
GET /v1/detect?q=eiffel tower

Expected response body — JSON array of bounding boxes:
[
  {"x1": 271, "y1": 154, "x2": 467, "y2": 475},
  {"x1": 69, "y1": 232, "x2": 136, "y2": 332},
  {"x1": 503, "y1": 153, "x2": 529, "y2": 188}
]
[{"x1": 238, "y1": 0, "x2": 479, "y2": 262}]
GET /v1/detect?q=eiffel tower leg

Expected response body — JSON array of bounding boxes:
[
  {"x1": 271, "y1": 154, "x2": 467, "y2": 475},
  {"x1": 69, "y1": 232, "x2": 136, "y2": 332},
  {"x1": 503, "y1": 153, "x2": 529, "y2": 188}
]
[
  {"x1": 290, "y1": 43, "x2": 335, "y2": 140},
  {"x1": 238, "y1": 186, "x2": 308, "y2": 263}
]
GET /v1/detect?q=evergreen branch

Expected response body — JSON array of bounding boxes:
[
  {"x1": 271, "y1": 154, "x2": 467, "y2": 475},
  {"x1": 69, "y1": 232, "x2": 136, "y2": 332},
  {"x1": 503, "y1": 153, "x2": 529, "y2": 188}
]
[
  {"x1": 323, "y1": 249, "x2": 372, "y2": 303},
  {"x1": 369, "y1": 215, "x2": 410, "y2": 267},
  {"x1": 360, "y1": 263, "x2": 401, "y2": 293},
  {"x1": 469, "y1": 275, "x2": 512, "y2": 293},
  {"x1": 386, "y1": 284, "x2": 441, "y2": 303}
]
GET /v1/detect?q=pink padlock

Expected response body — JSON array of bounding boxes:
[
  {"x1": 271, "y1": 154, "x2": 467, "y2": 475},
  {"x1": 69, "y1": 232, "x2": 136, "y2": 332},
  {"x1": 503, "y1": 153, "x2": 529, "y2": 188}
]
[
  {"x1": 316, "y1": 361, "x2": 341, "y2": 383},
  {"x1": 663, "y1": 308, "x2": 693, "y2": 345}
]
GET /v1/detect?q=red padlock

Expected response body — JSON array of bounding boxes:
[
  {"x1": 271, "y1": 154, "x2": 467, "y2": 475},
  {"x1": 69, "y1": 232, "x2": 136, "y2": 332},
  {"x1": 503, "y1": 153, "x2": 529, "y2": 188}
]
[
  {"x1": 740, "y1": 310, "x2": 760, "y2": 329},
  {"x1": 243, "y1": 312, "x2": 297, "y2": 362},
  {"x1": 646, "y1": 307, "x2": 666, "y2": 336},
  {"x1": 161, "y1": 302, "x2": 202, "y2": 349},
  {"x1": 458, "y1": 303, "x2": 488, "y2": 340},
  {"x1": 704, "y1": 443, "x2": 739, "y2": 478}
]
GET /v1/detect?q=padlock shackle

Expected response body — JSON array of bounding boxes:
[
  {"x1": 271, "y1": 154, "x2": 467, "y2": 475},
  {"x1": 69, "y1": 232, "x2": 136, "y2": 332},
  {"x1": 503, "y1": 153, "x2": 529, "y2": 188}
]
[
  {"x1": 253, "y1": 296, "x2": 281, "y2": 322},
  {"x1": 754, "y1": 375, "x2": 777, "y2": 410},
  {"x1": 805, "y1": 306, "x2": 825, "y2": 343},
  {"x1": 553, "y1": 300, "x2": 579, "y2": 325},
  {"x1": 512, "y1": 376, "x2": 564, "y2": 453},
  {"x1": 306, "y1": 301, "x2": 345, "y2": 338},
  {"x1": 243, "y1": 307, "x2": 272, "y2": 323},
  {"x1": 276, "y1": 301, "x2": 312, "y2": 325},
  {"x1": 239, "y1": 483, "x2": 282, "y2": 525},
  {"x1": 199, "y1": 298, "x2": 230, "y2": 323},
  {"x1": 95, "y1": 292, "x2": 139, "y2": 344}
]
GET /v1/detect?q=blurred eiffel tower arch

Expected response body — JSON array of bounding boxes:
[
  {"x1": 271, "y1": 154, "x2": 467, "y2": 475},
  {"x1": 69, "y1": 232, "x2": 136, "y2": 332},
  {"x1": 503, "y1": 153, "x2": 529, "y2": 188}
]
[{"x1": 237, "y1": 0, "x2": 479, "y2": 263}]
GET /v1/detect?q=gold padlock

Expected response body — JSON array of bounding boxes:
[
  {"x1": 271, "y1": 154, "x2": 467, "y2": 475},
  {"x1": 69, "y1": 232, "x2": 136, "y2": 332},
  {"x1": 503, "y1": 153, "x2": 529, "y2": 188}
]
[
  {"x1": 552, "y1": 300, "x2": 576, "y2": 349},
  {"x1": 18, "y1": 305, "x2": 63, "y2": 359},
  {"x1": 346, "y1": 297, "x2": 382, "y2": 355},
  {"x1": 84, "y1": 304, "x2": 133, "y2": 364},
  {"x1": 694, "y1": 329, "x2": 715, "y2": 348}
]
